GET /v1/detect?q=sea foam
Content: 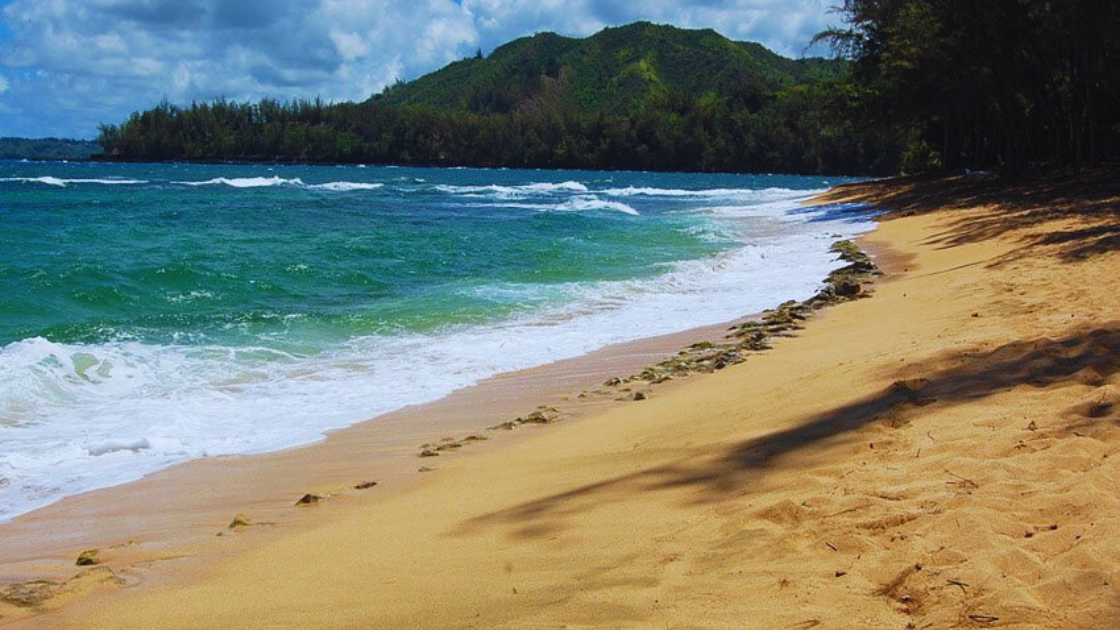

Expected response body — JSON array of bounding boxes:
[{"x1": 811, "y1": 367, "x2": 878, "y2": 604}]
[
  {"x1": 175, "y1": 176, "x2": 304, "y2": 188},
  {"x1": 0, "y1": 177, "x2": 148, "y2": 187},
  {"x1": 435, "y1": 181, "x2": 589, "y2": 197},
  {"x1": 307, "y1": 181, "x2": 385, "y2": 192},
  {"x1": 489, "y1": 195, "x2": 640, "y2": 215}
]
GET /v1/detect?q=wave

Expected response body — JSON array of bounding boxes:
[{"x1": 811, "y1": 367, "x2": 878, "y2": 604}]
[
  {"x1": 307, "y1": 181, "x2": 384, "y2": 192},
  {"x1": 0, "y1": 176, "x2": 148, "y2": 187},
  {"x1": 172, "y1": 177, "x2": 386, "y2": 191},
  {"x1": 435, "y1": 181, "x2": 589, "y2": 197},
  {"x1": 486, "y1": 195, "x2": 640, "y2": 216},
  {"x1": 174, "y1": 176, "x2": 304, "y2": 188},
  {"x1": 600, "y1": 186, "x2": 816, "y2": 201}
]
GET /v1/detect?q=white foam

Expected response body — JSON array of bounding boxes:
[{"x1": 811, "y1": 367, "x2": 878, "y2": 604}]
[
  {"x1": 435, "y1": 181, "x2": 589, "y2": 197},
  {"x1": 489, "y1": 195, "x2": 640, "y2": 215},
  {"x1": 0, "y1": 188, "x2": 875, "y2": 522},
  {"x1": 175, "y1": 176, "x2": 304, "y2": 188},
  {"x1": 601, "y1": 186, "x2": 818, "y2": 203},
  {"x1": 307, "y1": 181, "x2": 384, "y2": 192},
  {"x1": 0, "y1": 177, "x2": 148, "y2": 187}
]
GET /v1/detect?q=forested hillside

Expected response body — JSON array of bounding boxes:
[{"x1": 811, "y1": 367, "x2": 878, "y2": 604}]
[
  {"x1": 0, "y1": 137, "x2": 99, "y2": 161},
  {"x1": 96, "y1": 23, "x2": 897, "y2": 175}
]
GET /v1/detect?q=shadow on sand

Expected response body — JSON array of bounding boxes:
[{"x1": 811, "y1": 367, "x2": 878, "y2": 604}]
[
  {"x1": 459, "y1": 324, "x2": 1120, "y2": 539},
  {"x1": 822, "y1": 168, "x2": 1120, "y2": 263}
]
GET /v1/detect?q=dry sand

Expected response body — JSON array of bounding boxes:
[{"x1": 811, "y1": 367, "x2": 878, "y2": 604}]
[{"x1": 3, "y1": 171, "x2": 1118, "y2": 629}]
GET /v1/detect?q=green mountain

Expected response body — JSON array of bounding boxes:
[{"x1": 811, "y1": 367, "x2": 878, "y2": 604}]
[
  {"x1": 375, "y1": 22, "x2": 845, "y2": 114},
  {"x1": 98, "y1": 22, "x2": 900, "y2": 174}
]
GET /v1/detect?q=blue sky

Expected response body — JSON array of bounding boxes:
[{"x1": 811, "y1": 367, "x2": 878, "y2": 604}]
[{"x1": 0, "y1": 0, "x2": 836, "y2": 139}]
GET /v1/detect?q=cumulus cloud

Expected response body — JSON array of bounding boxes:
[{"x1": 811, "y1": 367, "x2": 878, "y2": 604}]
[{"x1": 0, "y1": 0, "x2": 834, "y2": 138}]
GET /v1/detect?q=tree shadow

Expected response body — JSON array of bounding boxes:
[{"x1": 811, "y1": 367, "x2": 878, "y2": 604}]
[
  {"x1": 459, "y1": 324, "x2": 1120, "y2": 539},
  {"x1": 819, "y1": 168, "x2": 1120, "y2": 263}
]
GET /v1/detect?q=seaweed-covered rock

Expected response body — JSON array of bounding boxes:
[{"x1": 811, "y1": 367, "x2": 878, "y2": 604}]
[
  {"x1": 519, "y1": 409, "x2": 558, "y2": 424},
  {"x1": 835, "y1": 279, "x2": 861, "y2": 296},
  {"x1": 75, "y1": 549, "x2": 100, "y2": 566},
  {"x1": 1, "y1": 581, "x2": 58, "y2": 608}
]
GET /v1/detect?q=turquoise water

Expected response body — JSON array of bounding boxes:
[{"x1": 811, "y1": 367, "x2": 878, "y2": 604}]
[{"x1": 0, "y1": 161, "x2": 872, "y2": 520}]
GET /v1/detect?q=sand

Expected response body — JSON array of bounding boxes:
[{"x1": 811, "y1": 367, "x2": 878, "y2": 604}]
[{"x1": 3, "y1": 171, "x2": 1118, "y2": 629}]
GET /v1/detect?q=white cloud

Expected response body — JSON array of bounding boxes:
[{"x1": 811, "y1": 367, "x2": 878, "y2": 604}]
[{"x1": 0, "y1": 0, "x2": 834, "y2": 137}]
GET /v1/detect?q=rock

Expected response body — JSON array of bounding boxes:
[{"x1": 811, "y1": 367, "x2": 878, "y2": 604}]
[
  {"x1": 435, "y1": 442, "x2": 462, "y2": 451},
  {"x1": 1, "y1": 581, "x2": 58, "y2": 608},
  {"x1": 892, "y1": 378, "x2": 931, "y2": 394},
  {"x1": 462, "y1": 435, "x2": 488, "y2": 442},
  {"x1": 603, "y1": 377, "x2": 624, "y2": 387},
  {"x1": 354, "y1": 481, "x2": 378, "y2": 490},
  {"x1": 75, "y1": 549, "x2": 101, "y2": 566},
  {"x1": 835, "y1": 279, "x2": 861, "y2": 296},
  {"x1": 632, "y1": 390, "x2": 649, "y2": 401},
  {"x1": 295, "y1": 493, "x2": 323, "y2": 505},
  {"x1": 418, "y1": 449, "x2": 440, "y2": 457},
  {"x1": 228, "y1": 513, "x2": 252, "y2": 528},
  {"x1": 520, "y1": 409, "x2": 557, "y2": 424},
  {"x1": 418, "y1": 467, "x2": 436, "y2": 473}
]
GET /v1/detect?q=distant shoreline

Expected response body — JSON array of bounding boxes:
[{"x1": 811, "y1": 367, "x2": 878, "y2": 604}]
[{"x1": 85, "y1": 154, "x2": 874, "y2": 178}]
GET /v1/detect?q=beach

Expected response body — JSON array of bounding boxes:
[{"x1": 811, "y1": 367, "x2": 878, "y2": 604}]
[{"x1": 3, "y1": 170, "x2": 1119, "y2": 628}]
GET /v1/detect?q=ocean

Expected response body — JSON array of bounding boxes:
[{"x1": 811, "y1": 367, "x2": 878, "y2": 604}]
[{"x1": 0, "y1": 161, "x2": 874, "y2": 520}]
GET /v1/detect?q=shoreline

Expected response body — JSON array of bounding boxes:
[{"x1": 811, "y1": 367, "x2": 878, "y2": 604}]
[
  {"x1": 0, "y1": 225, "x2": 883, "y2": 614},
  {"x1": 6, "y1": 169, "x2": 1118, "y2": 628}
]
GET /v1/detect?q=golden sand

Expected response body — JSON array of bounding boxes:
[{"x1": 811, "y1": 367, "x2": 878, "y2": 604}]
[{"x1": 4, "y1": 171, "x2": 1118, "y2": 629}]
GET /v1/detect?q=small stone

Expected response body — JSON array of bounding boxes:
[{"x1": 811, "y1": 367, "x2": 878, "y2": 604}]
[
  {"x1": 462, "y1": 435, "x2": 488, "y2": 442},
  {"x1": 418, "y1": 467, "x2": 436, "y2": 473},
  {"x1": 632, "y1": 391, "x2": 648, "y2": 401},
  {"x1": 75, "y1": 549, "x2": 101, "y2": 566},
  {"x1": 295, "y1": 493, "x2": 323, "y2": 505},
  {"x1": 419, "y1": 449, "x2": 440, "y2": 457},
  {"x1": 354, "y1": 481, "x2": 378, "y2": 490},
  {"x1": 229, "y1": 513, "x2": 252, "y2": 529}
]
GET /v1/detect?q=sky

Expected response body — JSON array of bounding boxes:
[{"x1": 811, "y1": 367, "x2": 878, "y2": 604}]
[{"x1": 0, "y1": 0, "x2": 836, "y2": 139}]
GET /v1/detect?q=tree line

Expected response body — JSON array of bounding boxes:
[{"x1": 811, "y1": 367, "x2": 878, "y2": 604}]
[
  {"x1": 96, "y1": 86, "x2": 898, "y2": 175},
  {"x1": 820, "y1": 0, "x2": 1120, "y2": 172}
]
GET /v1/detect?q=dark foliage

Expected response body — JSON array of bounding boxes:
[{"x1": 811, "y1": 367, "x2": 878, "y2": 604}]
[
  {"x1": 0, "y1": 137, "x2": 100, "y2": 161},
  {"x1": 95, "y1": 23, "x2": 899, "y2": 175},
  {"x1": 818, "y1": 0, "x2": 1120, "y2": 173}
]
